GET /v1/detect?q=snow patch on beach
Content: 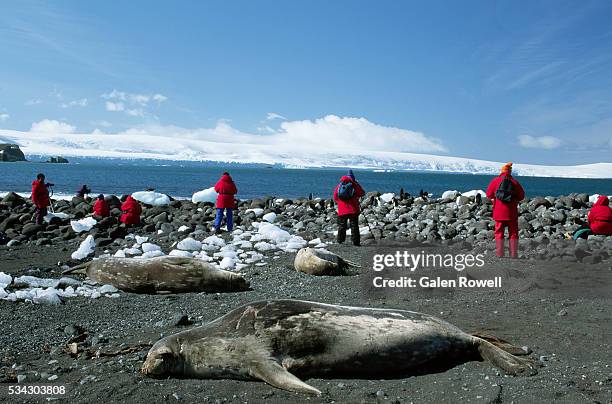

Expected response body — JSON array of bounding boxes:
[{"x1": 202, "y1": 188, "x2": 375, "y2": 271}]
[
  {"x1": 132, "y1": 191, "x2": 170, "y2": 206},
  {"x1": 192, "y1": 187, "x2": 217, "y2": 204}
]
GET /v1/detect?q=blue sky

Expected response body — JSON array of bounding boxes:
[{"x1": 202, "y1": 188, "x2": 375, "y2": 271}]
[{"x1": 1, "y1": 0, "x2": 612, "y2": 165}]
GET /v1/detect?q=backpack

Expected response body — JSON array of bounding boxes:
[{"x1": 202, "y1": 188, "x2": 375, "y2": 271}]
[
  {"x1": 495, "y1": 178, "x2": 514, "y2": 202},
  {"x1": 337, "y1": 181, "x2": 355, "y2": 201}
]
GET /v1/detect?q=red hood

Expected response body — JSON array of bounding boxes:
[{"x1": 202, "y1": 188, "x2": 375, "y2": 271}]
[
  {"x1": 594, "y1": 195, "x2": 610, "y2": 206},
  {"x1": 219, "y1": 174, "x2": 233, "y2": 183},
  {"x1": 340, "y1": 175, "x2": 355, "y2": 183}
]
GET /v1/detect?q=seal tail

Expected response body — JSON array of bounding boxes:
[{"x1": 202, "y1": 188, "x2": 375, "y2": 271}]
[
  {"x1": 475, "y1": 338, "x2": 538, "y2": 376},
  {"x1": 471, "y1": 332, "x2": 530, "y2": 355},
  {"x1": 251, "y1": 360, "x2": 321, "y2": 396},
  {"x1": 342, "y1": 258, "x2": 361, "y2": 268},
  {"x1": 62, "y1": 262, "x2": 89, "y2": 275}
]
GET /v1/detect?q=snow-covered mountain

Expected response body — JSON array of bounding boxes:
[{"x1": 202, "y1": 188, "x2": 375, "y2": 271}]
[{"x1": 1, "y1": 128, "x2": 611, "y2": 178}]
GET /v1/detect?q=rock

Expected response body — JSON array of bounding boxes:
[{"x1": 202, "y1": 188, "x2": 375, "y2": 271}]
[
  {"x1": 0, "y1": 144, "x2": 26, "y2": 162},
  {"x1": 95, "y1": 238, "x2": 114, "y2": 247},
  {"x1": 109, "y1": 226, "x2": 128, "y2": 240},
  {"x1": 1, "y1": 192, "x2": 26, "y2": 207},
  {"x1": 46, "y1": 156, "x2": 69, "y2": 163},
  {"x1": 171, "y1": 314, "x2": 192, "y2": 327},
  {"x1": 21, "y1": 223, "x2": 42, "y2": 237},
  {"x1": 152, "y1": 212, "x2": 169, "y2": 224}
]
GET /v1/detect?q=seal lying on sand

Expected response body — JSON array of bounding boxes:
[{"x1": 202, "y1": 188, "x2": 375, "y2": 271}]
[
  {"x1": 294, "y1": 248, "x2": 360, "y2": 275},
  {"x1": 63, "y1": 256, "x2": 249, "y2": 294},
  {"x1": 142, "y1": 299, "x2": 537, "y2": 395}
]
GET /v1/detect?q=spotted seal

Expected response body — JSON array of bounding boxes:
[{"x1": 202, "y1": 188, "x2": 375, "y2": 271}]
[
  {"x1": 142, "y1": 299, "x2": 536, "y2": 395},
  {"x1": 63, "y1": 256, "x2": 249, "y2": 294},
  {"x1": 294, "y1": 248, "x2": 359, "y2": 275}
]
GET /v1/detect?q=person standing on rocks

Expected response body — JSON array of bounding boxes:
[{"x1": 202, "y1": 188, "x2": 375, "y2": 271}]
[
  {"x1": 213, "y1": 172, "x2": 238, "y2": 234},
  {"x1": 120, "y1": 195, "x2": 142, "y2": 226},
  {"x1": 486, "y1": 162, "x2": 525, "y2": 258},
  {"x1": 31, "y1": 173, "x2": 51, "y2": 225},
  {"x1": 334, "y1": 169, "x2": 365, "y2": 246},
  {"x1": 93, "y1": 194, "x2": 110, "y2": 218}
]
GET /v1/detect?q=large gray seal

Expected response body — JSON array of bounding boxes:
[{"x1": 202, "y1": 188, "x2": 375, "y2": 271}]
[
  {"x1": 294, "y1": 248, "x2": 359, "y2": 275},
  {"x1": 142, "y1": 299, "x2": 537, "y2": 395},
  {"x1": 63, "y1": 256, "x2": 249, "y2": 294}
]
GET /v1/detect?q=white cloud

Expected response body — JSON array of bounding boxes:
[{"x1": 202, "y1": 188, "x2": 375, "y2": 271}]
[
  {"x1": 102, "y1": 90, "x2": 167, "y2": 106},
  {"x1": 152, "y1": 94, "x2": 167, "y2": 103},
  {"x1": 275, "y1": 115, "x2": 447, "y2": 153},
  {"x1": 101, "y1": 90, "x2": 166, "y2": 117},
  {"x1": 257, "y1": 125, "x2": 277, "y2": 134},
  {"x1": 518, "y1": 135, "x2": 562, "y2": 149},
  {"x1": 60, "y1": 98, "x2": 88, "y2": 108},
  {"x1": 25, "y1": 99, "x2": 42, "y2": 106},
  {"x1": 266, "y1": 112, "x2": 286, "y2": 121},
  {"x1": 30, "y1": 119, "x2": 76, "y2": 134},
  {"x1": 0, "y1": 113, "x2": 9, "y2": 121},
  {"x1": 105, "y1": 101, "x2": 125, "y2": 112},
  {"x1": 126, "y1": 108, "x2": 146, "y2": 117}
]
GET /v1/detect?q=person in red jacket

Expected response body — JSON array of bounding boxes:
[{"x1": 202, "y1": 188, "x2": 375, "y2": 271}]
[
  {"x1": 588, "y1": 195, "x2": 612, "y2": 235},
  {"x1": 213, "y1": 172, "x2": 238, "y2": 233},
  {"x1": 120, "y1": 195, "x2": 142, "y2": 226},
  {"x1": 333, "y1": 170, "x2": 365, "y2": 246},
  {"x1": 485, "y1": 162, "x2": 525, "y2": 258},
  {"x1": 93, "y1": 194, "x2": 110, "y2": 218},
  {"x1": 31, "y1": 173, "x2": 51, "y2": 225}
]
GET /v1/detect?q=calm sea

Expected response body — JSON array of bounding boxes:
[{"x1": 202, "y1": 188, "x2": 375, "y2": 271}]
[{"x1": 1, "y1": 159, "x2": 611, "y2": 200}]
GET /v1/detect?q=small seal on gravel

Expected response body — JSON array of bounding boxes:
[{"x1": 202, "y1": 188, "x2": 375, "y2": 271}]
[
  {"x1": 294, "y1": 248, "x2": 359, "y2": 275},
  {"x1": 142, "y1": 299, "x2": 537, "y2": 395},
  {"x1": 63, "y1": 256, "x2": 249, "y2": 294}
]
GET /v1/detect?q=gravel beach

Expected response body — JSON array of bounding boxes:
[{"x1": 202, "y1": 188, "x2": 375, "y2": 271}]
[{"x1": 1, "y1": 191, "x2": 611, "y2": 403}]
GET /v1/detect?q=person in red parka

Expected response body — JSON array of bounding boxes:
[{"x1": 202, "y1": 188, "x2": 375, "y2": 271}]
[
  {"x1": 485, "y1": 162, "x2": 525, "y2": 258},
  {"x1": 333, "y1": 170, "x2": 365, "y2": 246},
  {"x1": 93, "y1": 194, "x2": 110, "y2": 218},
  {"x1": 213, "y1": 172, "x2": 237, "y2": 233},
  {"x1": 588, "y1": 195, "x2": 612, "y2": 235},
  {"x1": 31, "y1": 173, "x2": 51, "y2": 225},
  {"x1": 120, "y1": 195, "x2": 142, "y2": 226}
]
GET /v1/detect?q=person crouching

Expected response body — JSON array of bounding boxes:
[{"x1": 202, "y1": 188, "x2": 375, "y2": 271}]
[
  {"x1": 214, "y1": 172, "x2": 237, "y2": 234},
  {"x1": 333, "y1": 170, "x2": 365, "y2": 246},
  {"x1": 93, "y1": 194, "x2": 110, "y2": 218},
  {"x1": 120, "y1": 195, "x2": 142, "y2": 226},
  {"x1": 486, "y1": 162, "x2": 525, "y2": 258}
]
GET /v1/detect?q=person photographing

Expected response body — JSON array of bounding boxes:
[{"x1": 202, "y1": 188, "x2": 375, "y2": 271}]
[{"x1": 31, "y1": 173, "x2": 53, "y2": 225}]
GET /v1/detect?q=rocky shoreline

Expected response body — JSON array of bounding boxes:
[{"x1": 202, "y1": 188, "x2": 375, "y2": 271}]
[{"x1": 1, "y1": 190, "x2": 610, "y2": 264}]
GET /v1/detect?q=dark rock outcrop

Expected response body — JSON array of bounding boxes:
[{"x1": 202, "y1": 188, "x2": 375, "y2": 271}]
[{"x1": 0, "y1": 144, "x2": 26, "y2": 162}]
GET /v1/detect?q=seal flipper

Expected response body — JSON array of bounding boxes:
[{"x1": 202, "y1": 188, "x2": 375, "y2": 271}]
[
  {"x1": 251, "y1": 360, "x2": 322, "y2": 396},
  {"x1": 476, "y1": 339, "x2": 538, "y2": 376}
]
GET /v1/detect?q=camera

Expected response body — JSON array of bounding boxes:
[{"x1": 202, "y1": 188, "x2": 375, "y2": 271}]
[{"x1": 47, "y1": 183, "x2": 55, "y2": 187}]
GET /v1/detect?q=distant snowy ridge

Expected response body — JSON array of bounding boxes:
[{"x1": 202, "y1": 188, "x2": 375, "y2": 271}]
[{"x1": 1, "y1": 129, "x2": 610, "y2": 179}]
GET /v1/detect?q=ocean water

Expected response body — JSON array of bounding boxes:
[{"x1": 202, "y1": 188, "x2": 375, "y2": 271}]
[{"x1": 1, "y1": 159, "x2": 611, "y2": 200}]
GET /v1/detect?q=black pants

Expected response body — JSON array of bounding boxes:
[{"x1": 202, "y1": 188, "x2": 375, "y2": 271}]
[
  {"x1": 34, "y1": 207, "x2": 47, "y2": 225},
  {"x1": 337, "y1": 213, "x2": 360, "y2": 246}
]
